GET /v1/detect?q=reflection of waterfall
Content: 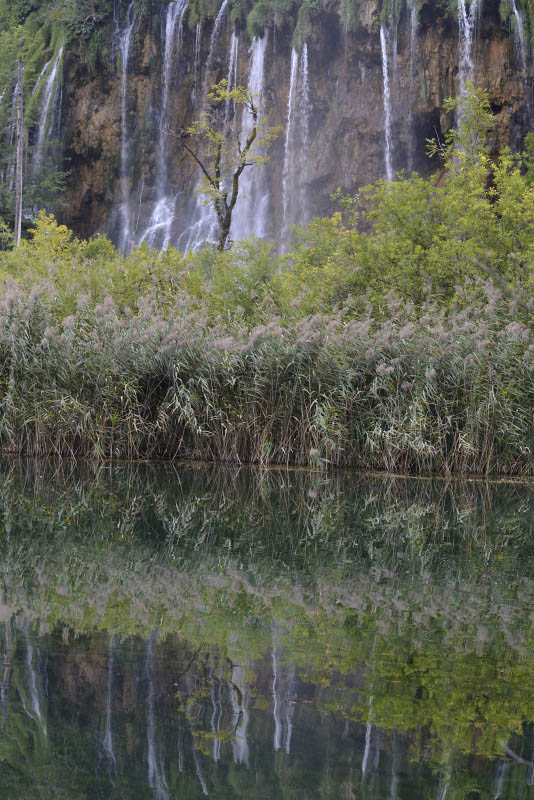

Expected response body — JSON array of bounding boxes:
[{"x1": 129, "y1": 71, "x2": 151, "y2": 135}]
[
  {"x1": 24, "y1": 625, "x2": 46, "y2": 735},
  {"x1": 493, "y1": 759, "x2": 507, "y2": 799},
  {"x1": 231, "y1": 31, "x2": 270, "y2": 242},
  {"x1": 138, "y1": 0, "x2": 188, "y2": 250},
  {"x1": 361, "y1": 695, "x2": 373, "y2": 775},
  {"x1": 146, "y1": 634, "x2": 170, "y2": 800},
  {"x1": 210, "y1": 670, "x2": 223, "y2": 763},
  {"x1": 281, "y1": 43, "x2": 313, "y2": 247},
  {"x1": 390, "y1": 731, "x2": 399, "y2": 800},
  {"x1": 193, "y1": 749, "x2": 209, "y2": 795},
  {"x1": 230, "y1": 664, "x2": 249, "y2": 765},
  {"x1": 181, "y1": 1, "x2": 230, "y2": 251},
  {"x1": 103, "y1": 634, "x2": 116, "y2": 770},
  {"x1": 457, "y1": 0, "x2": 480, "y2": 111},
  {"x1": 272, "y1": 645, "x2": 295, "y2": 755},
  {"x1": 380, "y1": 24, "x2": 394, "y2": 181},
  {"x1": 117, "y1": 2, "x2": 135, "y2": 254},
  {"x1": 407, "y1": 0, "x2": 418, "y2": 173},
  {"x1": 33, "y1": 46, "x2": 64, "y2": 173},
  {"x1": 1, "y1": 619, "x2": 12, "y2": 731}
]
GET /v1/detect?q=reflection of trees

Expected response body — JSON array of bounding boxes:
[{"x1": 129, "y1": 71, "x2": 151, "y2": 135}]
[{"x1": 2, "y1": 461, "x2": 534, "y2": 795}]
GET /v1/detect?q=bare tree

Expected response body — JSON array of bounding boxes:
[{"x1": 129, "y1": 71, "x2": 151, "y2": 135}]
[{"x1": 170, "y1": 81, "x2": 281, "y2": 251}]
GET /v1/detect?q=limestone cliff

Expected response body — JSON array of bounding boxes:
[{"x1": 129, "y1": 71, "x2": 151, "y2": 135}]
[{"x1": 56, "y1": 0, "x2": 531, "y2": 248}]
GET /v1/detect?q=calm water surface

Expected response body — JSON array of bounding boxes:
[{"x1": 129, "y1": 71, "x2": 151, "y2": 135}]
[{"x1": 2, "y1": 461, "x2": 534, "y2": 798}]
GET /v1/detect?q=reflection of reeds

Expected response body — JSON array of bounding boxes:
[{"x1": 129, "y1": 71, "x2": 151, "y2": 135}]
[{"x1": 1, "y1": 282, "x2": 534, "y2": 473}]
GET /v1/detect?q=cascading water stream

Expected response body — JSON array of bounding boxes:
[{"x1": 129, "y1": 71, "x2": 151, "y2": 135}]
[
  {"x1": 118, "y1": 2, "x2": 135, "y2": 254},
  {"x1": 407, "y1": 0, "x2": 418, "y2": 173},
  {"x1": 223, "y1": 31, "x2": 239, "y2": 132},
  {"x1": 281, "y1": 44, "x2": 312, "y2": 247},
  {"x1": 33, "y1": 46, "x2": 63, "y2": 173},
  {"x1": 138, "y1": 0, "x2": 189, "y2": 250},
  {"x1": 281, "y1": 48, "x2": 299, "y2": 247},
  {"x1": 511, "y1": 0, "x2": 530, "y2": 125},
  {"x1": 192, "y1": 22, "x2": 202, "y2": 104},
  {"x1": 380, "y1": 25, "x2": 394, "y2": 181},
  {"x1": 457, "y1": 0, "x2": 481, "y2": 112},
  {"x1": 181, "y1": 1, "x2": 231, "y2": 251},
  {"x1": 231, "y1": 31, "x2": 270, "y2": 242},
  {"x1": 512, "y1": 0, "x2": 528, "y2": 73},
  {"x1": 202, "y1": 0, "x2": 229, "y2": 100}
]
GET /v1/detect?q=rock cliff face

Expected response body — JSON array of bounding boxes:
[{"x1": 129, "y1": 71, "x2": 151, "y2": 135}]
[{"x1": 57, "y1": 0, "x2": 530, "y2": 249}]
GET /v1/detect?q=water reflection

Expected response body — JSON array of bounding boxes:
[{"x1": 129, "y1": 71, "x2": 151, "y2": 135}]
[{"x1": 2, "y1": 461, "x2": 534, "y2": 797}]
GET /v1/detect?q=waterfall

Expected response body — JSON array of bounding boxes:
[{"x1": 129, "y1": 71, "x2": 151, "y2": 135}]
[
  {"x1": 33, "y1": 46, "x2": 63, "y2": 172},
  {"x1": 457, "y1": 0, "x2": 481, "y2": 105},
  {"x1": 102, "y1": 635, "x2": 116, "y2": 770},
  {"x1": 299, "y1": 43, "x2": 311, "y2": 221},
  {"x1": 146, "y1": 635, "x2": 170, "y2": 800},
  {"x1": 117, "y1": 2, "x2": 135, "y2": 254},
  {"x1": 202, "y1": 0, "x2": 229, "y2": 100},
  {"x1": 192, "y1": 22, "x2": 202, "y2": 104},
  {"x1": 512, "y1": 0, "x2": 528, "y2": 72},
  {"x1": 231, "y1": 31, "x2": 270, "y2": 242},
  {"x1": 181, "y1": 2, "x2": 231, "y2": 251},
  {"x1": 380, "y1": 25, "x2": 394, "y2": 181},
  {"x1": 407, "y1": 0, "x2": 418, "y2": 173},
  {"x1": 138, "y1": 0, "x2": 188, "y2": 250},
  {"x1": 224, "y1": 31, "x2": 239, "y2": 126},
  {"x1": 281, "y1": 43, "x2": 313, "y2": 247}
]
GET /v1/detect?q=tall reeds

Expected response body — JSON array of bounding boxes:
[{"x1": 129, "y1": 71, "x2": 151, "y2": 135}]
[{"x1": 1, "y1": 278, "x2": 533, "y2": 475}]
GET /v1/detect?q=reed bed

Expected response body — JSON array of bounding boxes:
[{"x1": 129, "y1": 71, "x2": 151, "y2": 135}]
[{"x1": 1, "y1": 278, "x2": 534, "y2": 475}]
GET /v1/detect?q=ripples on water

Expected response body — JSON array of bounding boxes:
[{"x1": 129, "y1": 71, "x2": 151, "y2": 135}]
[{"x1": 2, "y1": 461, "x2": 534, "y2": 798}]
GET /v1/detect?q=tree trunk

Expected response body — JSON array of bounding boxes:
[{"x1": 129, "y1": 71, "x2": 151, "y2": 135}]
[{"x1": 15, "y1": 56, "x2": 23, "y2": 246}]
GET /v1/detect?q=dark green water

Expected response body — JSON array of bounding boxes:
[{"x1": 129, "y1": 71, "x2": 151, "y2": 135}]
[{"x1": 3, "y1": 461, "x2": 534, "y2": 798}]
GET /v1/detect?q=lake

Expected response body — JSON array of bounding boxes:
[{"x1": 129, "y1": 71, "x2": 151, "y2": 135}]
[{"x1": 2, "y1": 460, "x2": 534, "y2": 798}]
